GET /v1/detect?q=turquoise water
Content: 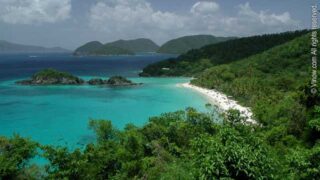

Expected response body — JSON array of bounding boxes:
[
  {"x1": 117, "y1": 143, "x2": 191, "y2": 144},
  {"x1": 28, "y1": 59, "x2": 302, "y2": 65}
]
[{"x1": 0, "y1": 77, "x2": 210, "y2": 148}]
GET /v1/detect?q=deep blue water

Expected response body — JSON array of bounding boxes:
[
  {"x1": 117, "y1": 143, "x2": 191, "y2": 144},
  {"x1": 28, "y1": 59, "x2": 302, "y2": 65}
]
[
  {"x1": 0, "y1": 53, "x2": 175, "y2": 81},
  {"x1": 0, "y1": 53, "x2": 211, "y2": 148}
]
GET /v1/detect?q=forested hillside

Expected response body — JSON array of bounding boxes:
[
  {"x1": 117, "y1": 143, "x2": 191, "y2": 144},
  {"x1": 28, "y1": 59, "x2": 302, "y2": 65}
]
[
  {"x1": 157, "y1": 35, "x2": 234, "y2": 54},
  {"x1": 140, "y1": 30, "x2": 309, "y2": 77},
  {"x1": 91, "y1": 45, "x2": 135, "y2": 55},
  {"x1": 192, "y1": 32, "x2": 319, "y2": 128},
  {"x1": 74, "y1": 39, "x2": 159, "y2": 56},
  {"x1": 105, "y1": 38, "x2": 159, "y2": 53},
  {"x1": 74, "y1": 41, "x2": 104, "y2": 56}
]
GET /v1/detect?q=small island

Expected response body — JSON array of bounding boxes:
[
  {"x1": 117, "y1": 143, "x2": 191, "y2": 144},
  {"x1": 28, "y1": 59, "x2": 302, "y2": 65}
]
[
  {"x1": 88, "y1": 76, "x2": 141, "y2": 86},
  {"x1": 106, "y1": 76, "x2": 141, "y2": 86},
  {"x1": 16, "y1": 69, "x2": 85, "y2": 85},
  {"x1": 16, "y1": 69, "x2": 141, "y2": 87}
]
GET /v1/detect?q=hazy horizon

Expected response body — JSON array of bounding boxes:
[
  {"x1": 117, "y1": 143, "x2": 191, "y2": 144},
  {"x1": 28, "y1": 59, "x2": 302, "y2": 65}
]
[{"x1": 0, "y1": 0, "x2": 315, "y2": 50}]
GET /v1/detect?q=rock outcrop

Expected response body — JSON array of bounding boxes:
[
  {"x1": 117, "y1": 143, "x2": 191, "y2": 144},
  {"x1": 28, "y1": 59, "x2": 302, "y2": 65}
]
[
  {"x1": 16, "y1": 69, "x2": 84, "y2": 85},
  {"x1": 16, "y1": 69, "x2": 141, "y2": 87}
]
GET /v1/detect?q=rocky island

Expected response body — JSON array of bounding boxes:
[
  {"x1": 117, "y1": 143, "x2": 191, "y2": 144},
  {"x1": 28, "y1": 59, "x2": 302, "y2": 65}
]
[
  {"x1": 106, "y1": 76, "x2": 141, "y2": 86},
  {"x1": 88, "y1": 76, "x2": 141, "y2": 86},
  {"x1": 16, "y1": 69, "x2": 141, "y2": 86},
  {"x1": 16, "y1": 69, "x2": 85, "y2": 85}
]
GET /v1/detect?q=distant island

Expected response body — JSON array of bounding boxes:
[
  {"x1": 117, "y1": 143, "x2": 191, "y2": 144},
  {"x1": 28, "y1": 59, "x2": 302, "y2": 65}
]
[
  {"x1": 0, "y1": 40, "x2": 70, "y2": 54},
  {"x1": 74, "y1": 38, "x2": 159, "y2": 56},
  {"x1": 73, "y1": 35, "x2": 235, "y2": 56},
  {"x1": 157, "y1": 35, "x2": 235, "y2": 54},
  {"x1": 16, "y1": 69, "x2": 141, "y2": 86}
]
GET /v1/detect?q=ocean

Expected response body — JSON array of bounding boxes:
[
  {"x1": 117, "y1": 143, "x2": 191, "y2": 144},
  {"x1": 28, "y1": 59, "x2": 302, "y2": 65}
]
[{"x1": 0, "y1": 53, "x2": 211, "y2": 148}]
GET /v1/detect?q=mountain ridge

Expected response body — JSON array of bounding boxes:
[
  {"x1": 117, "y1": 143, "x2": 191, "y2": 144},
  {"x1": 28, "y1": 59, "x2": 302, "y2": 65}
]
[
  {"x1": 140, "y1": 30, "x2": 310, "y2": 76},
  {"x1": 74, "y1": 38, "x2": 159, "y2": 56},
  {"x1": 73, "y1": 35, "x2": 236, "y2": 56},
  {"x1": 0, "y1": 40, "x2": 70, "y2": 53},
  {"x1": 158, "y1": 35, "x2": 235, "y2": 54}
]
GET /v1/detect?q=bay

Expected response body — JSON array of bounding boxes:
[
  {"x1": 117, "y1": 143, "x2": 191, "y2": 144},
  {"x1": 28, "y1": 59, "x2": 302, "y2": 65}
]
[{"x1": 0, "y1": 53, "x2": 211, "y2": 148}]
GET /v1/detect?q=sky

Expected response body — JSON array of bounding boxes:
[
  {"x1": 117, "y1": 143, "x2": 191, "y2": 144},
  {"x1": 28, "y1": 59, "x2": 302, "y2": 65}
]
[{"x1": 0, "y1": 0, "x2": 317, "y2": 50}]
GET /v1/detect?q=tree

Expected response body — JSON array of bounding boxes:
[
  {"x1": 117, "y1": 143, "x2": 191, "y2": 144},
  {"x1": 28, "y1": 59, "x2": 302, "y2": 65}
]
[{"x1": 0, "y1": 135, "x2": 38, "y2": 179}]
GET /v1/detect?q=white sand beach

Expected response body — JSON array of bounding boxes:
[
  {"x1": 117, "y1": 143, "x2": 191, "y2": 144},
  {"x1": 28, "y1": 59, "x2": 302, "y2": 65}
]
[{"x1": 179, "y1": 82, "x2": 256, "y2": 124}]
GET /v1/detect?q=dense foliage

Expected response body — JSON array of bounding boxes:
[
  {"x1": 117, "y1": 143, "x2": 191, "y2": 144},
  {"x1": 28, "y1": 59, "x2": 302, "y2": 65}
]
[
  {"x1": 15, "y1": 68, "x2": 85, "y2": 85},
  {"x1": 74, "y1": 41, "x2": 104, "y2": 55},
  {"x1": 157, "y1": 35, "x2": 234, "y2": 54},
  {"x1": 0, "y1": 135, "x2": 39, "y2": 179},
  {"x1": 32, "y1": 68, "x2": 80, "y2": 80},
  {"x1": 106, "y1": 38, "x2": 159, "y2": 53},
  {"x1": 192, "y1": 33, "x2": 320, "y2": 131},
  {"x1": 140, "y1": 30, "x2": 309, "y2": 76},
  {"x1": 91, "y1": 45, "x2": 134, "y2": 56},
  {"x1": 1, "y1": 105, "x2": 319, "y2": 179}
]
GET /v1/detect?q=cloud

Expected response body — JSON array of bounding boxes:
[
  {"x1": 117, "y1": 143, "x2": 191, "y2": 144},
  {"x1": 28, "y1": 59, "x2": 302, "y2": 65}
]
[
  {"x1": 89, "y1": 0, "x2": 300, "y2": 43},
  {"x1": 217, "y1": 2, "x2": 300, "y2": 35},
  {"x1": 89, "y1": 0, "x2": 186, "y2": 42},
  {"x1": 238, "y1": 3, "x2": 297, "y2": 26},
  {"x1": 191, "y1": 1, "x2": 219, "y2": 15},
  {"x1": 0, "y1": 0, "x2": 71, "y2": 24}
]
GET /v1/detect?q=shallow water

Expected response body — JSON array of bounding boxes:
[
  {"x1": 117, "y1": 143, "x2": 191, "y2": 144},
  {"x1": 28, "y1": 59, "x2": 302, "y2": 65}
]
[{"x1": 0, "y1": 54, "x2": 211, "y2": 148}]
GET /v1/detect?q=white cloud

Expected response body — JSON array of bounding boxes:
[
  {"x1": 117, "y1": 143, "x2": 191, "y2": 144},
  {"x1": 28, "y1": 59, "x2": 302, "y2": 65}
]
[
  {"x1": 217, "y1": 2, "x2": 299, "y2": 35},
  {"x1": 88, "y1": 0, "x2": 300, "y2": 43},
  {"x1": 89, "y1": 0, "x2": 186, "y2": 43},
  {"x1": 191, "y1": 1, "x2": 219, "y2": 15},
  {"x1": 0, "y1": 0, "x2": 71, "y2": 24},
  {"x1": 238, "y1": 2, "x2": 297, "y2": 26}
]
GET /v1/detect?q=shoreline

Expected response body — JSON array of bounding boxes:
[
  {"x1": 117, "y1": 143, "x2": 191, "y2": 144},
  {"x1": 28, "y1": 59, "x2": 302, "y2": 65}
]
[{"x1": 179, "y1": 82, "x2": 256, "y2": 124}]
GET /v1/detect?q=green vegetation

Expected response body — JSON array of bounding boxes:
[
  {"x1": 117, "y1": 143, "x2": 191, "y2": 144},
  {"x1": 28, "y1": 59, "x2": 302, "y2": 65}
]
[
  {"x1": 2, "y1": 30, "x2": 319, "y2": 179},
  {"x1": 32, "y1": 69, "x2": 79, "y2": 80},
  {"x1": 192, "y1": 33, "x2": 319, "y2": 128},
  {"x1": 158, "y1": 35, "x2": 235, "y2": 54},
  {"x1": 88, "y1": 76, "x2": 141, "y2": 86},
  {"x1": 106, "y1": 76, "x2": 137, "y2": 86},
  {"x1": 106, "y1": 38, "x2": 159, "y2": 53},
  {"x1": 1, "y1": 105, "x2": 319, "y2": 179},
  {"x1": 0, "y1": 135, "x2": 39, "y2": 179},
  {"x1": 74, "y1": 41, "x2": 104, "y2": 56},
  {"x1": 91, "y1": 45, "x2": 134, "y2": 56},
  {"x1": 74, "y1": 38, "x2": 159, "y2": 56},
  {"x1": 17, "y1": 69, "x2": 141, "y2": 86},
  {"x1": 140, "y1": 30, "x2": 309, "y2": 76},
  {"x1": 16, "y1": 69, "x2": 85, "y2": 85}
]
